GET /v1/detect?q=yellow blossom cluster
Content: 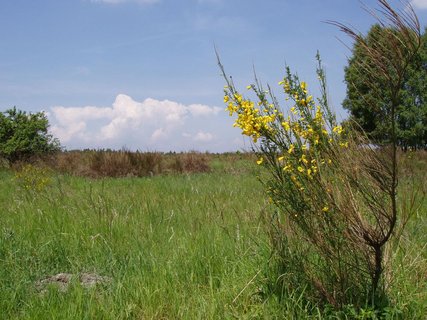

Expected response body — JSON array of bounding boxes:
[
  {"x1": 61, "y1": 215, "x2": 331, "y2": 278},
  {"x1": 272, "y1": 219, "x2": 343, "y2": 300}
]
[
  {"x1": 279, "y1": 80, "x2": 314, "y2": 109},
  {"x1": 277, "y1": 150, "x2": 320, "y2": 184},
  {"x1": 224, "y1": 78, "x2": 348, "y2": 179},
  {"x1": 14, "y1": 164, "x2": 52, "y2": 192},
  {"x1": 332, "y1": 125, "x2": 343, "y2": 134},
  {"x1": 225, "y1": 93, "x2": 276, "y2": 143},
  {"x1": 221, "y1": 57, "x2": 353, "y2": 222}
]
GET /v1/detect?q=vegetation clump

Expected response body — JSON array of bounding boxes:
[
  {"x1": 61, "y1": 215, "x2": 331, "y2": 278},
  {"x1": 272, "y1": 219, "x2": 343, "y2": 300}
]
[
  {"x1": 0, "y1": 107, "x2": 60, "y2": 163},
  {"x1": 220, "y1": 0, "x2": 422, "y2": 312}
]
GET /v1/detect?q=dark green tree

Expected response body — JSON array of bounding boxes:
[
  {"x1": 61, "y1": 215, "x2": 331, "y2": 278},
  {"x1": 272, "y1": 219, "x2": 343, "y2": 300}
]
[
  {"x1": 398, "y1": 30, "x2": 427, "y2": 149},
  {"x1": 0, "y1": 107, "x2": 60, "y2": 162},
  {"x1": 343, "y1": 25, "x2": 427, "y2": 149}
]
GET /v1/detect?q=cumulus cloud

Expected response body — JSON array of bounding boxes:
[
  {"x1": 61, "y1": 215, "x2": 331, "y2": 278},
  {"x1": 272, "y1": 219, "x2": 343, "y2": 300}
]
[
  {"x1": 410, "y1": 0, "x2": 427, "y2": 9},
  {"x1": 183, "y1": 131, "x2": 214, "y2": 142},
  {"x1": 151, "y1": 128, "x2": 168, "y2": 142},
  {"x1": 187, "y1": 104, "x2": 221, "y2": 116},
  {"x1": 194, "y1": 131, "x2": 214, "y2": 142},
  {"x1": 49, "y1": 94, "x2": 227, "y2": 151}
]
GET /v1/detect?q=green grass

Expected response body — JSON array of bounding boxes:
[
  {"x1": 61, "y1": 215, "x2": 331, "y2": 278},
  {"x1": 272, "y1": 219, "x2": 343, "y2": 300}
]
[
  {"x1": 0, "y1": 169, "x2": 271, "y2": 319},
  {"x1": 0, "y1": 156, "x2": 426, "y2": 319}
]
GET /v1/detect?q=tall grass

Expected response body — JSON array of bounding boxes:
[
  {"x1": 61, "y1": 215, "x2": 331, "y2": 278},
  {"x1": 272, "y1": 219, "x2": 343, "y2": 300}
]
[
  {"x1": 0, "y1": 153, "x2": 425, "y2": 319},
  {"x1": 2, "y1": 150, "x2": 257, "y2": 178},
  {"x1": 0, "y1": 164, "x2": 271, "y2": 319},
  {"x1": 44, "y1": 150, "x2": 212, "y2": 177}
]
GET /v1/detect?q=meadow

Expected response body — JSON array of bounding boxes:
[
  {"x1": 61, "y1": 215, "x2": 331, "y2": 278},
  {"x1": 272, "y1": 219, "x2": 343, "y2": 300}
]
[{"x1": 0, "y1": 152, "x2": 426, "y2": 319}]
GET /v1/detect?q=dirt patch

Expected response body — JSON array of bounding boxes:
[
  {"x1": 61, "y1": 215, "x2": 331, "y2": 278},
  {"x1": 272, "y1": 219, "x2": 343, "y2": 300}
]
[{"x1": 35, "y1": 272, "x2": 111, "y2": 294}]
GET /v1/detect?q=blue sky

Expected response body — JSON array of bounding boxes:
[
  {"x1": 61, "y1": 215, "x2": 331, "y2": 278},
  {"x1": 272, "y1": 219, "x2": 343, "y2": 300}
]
[{"x1": 1, "y1": 0, "x2": 427, "y2": 152}]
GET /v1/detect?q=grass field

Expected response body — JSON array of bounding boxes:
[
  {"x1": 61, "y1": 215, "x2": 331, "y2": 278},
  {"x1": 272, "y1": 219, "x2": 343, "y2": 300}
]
[{"x1": 0, "y1": 154, "x2": 426, "y2": 319}]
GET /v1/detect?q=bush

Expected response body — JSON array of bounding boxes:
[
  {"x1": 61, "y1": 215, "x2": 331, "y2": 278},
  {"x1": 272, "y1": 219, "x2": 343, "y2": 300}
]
[
  {"x1": 42, "y1": 149, "x2": 212, "y2": 178},
  {"x1": 219, "y1": 0, "x2": 421, "y2": 311},
  {"x1": 0, "y1": 107, "x2": 60, "y2": 163},
  {"x1": 13, "y1": 163, "x2": 53, "y2": 193}
]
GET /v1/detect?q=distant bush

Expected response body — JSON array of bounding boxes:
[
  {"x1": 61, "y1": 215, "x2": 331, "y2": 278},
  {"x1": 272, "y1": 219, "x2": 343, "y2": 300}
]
[
  {"x1": 13, "y1": 163, "x2": 52, "y2": 193},
  {"x1": 0, "y1": 107, "x2": 60, "y2": 163},
  {"x1": 44, "y1": 149, "x2": 213, "y2": 178},
  {"x1": 171, "y1": 153, "x2": 211, "y2": 174}
]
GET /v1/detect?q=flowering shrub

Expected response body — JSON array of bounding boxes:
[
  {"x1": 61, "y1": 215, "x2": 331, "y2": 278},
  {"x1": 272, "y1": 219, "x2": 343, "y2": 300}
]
[
  {"x1": 221, "y1": 55, "x2": 375, "y2": 307},
  {"x1": 219, "y1": 0, "x2": 421, "y2": 306},
  {"x1": 225, "y1": 61, "x2": 348, "y2": 184},
  {"x1": 14, "y1": 164, "x2": 52, "y2": 193}
]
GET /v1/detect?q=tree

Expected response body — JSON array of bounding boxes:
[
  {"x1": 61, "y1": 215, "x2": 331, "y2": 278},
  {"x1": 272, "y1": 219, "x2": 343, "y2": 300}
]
[
  {"x1": 399, "y1": 30, "x2": 427, "y2": 149},
  {"x1": 343, "y1": 25, "x2": 427, "y2": 149},
  {"x1": 0, "y1": 107, "x2": 60, "y2": 162}
]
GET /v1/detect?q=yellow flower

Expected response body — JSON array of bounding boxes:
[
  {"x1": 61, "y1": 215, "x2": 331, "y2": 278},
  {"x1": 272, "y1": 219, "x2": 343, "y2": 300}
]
[
  {"x1": 283, "y1": 164, "x2": 292, "y2": 172},
  {"x1": 288, "y1": 144, "x2": 295, "y2": 154},
  {"x1": 234, "y1": 93, "x2": 243, "y2": 103},
  {"x1": 322, "y1": 206, "x2": 329, "y2": 213},
  {"x1": 280, "y1": 79, "x2": 291, "y2": 93},
  {"x1": 332, "y1": 125, "x2": 343, "y2": 134},
  {"x1": 300, "y1": 154, "x2": 308, "y2": 164},
  {"x1": 246, "y1": 85, "x2": 252, "y2": 90},
  {"x1": 300, "y1": 81, "x2": 307, "y2": 92},
  {"x1": 297, "y1": 166, "x2": 304, "y2": 173},
  {"x1": 281, "y1": 121, "x2": 290, "y2": 131},
  {"x1": 256, "y1": 157, "x2": 264, "y2": 165},
  {"x1": 226, "y1": 102, "x2": 235, "y2": 116},
  {"x1": 223, "y1": 95, "x2": 229, "y2": 103}
]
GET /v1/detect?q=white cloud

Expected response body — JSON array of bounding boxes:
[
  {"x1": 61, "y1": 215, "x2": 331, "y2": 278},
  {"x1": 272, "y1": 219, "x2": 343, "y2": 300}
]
[
  {"x1": 183, "y1": 131, "x2": 214, "y2": 142},
  {"x1": 410, "y1": 0, "x2": 427, "y2": 9},
  {"x1": 151, "y1": 128, "x2": 167, "y2": 141},
  {"x1": 193, "y1": 131, "x2": 214, "y2": 142},
  {"x1": 90, "y1": 0, "x2": 159, "y2": 5},
  {"x1": 49, "y1": 94, "x2": 227, "y2": 151},
  {"x1": 51, "y1": 105, "x2": 113, "y2": 126},
  {"x1": 51, "y1": 121, "x2": 87, "y2": 143},
  {"x1": 187, "y1": 104, "x2": 221, "y2": 117}
]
